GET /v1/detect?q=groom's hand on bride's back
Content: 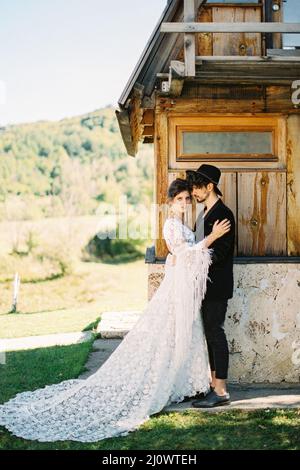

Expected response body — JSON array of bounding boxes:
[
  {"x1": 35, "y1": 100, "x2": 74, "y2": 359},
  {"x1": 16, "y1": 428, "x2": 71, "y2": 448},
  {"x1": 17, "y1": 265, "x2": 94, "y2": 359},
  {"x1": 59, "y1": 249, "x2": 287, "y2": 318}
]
[{"x1": 212, "y1": 219, "x2": 231, "y2": 239}]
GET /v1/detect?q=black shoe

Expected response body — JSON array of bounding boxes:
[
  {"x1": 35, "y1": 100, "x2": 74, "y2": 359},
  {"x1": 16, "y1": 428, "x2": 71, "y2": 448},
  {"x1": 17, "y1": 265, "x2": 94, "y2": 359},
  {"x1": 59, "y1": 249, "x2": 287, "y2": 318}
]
[{"x1": 192, "y1": 391, "x2": 231, "y2": 408}]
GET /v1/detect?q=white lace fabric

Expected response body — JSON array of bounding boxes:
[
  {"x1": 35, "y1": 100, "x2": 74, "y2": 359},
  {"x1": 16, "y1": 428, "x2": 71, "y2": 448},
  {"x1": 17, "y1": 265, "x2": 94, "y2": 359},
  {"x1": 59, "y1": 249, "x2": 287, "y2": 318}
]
[{"x1": 0, "y1": 217, "x2": 212, "y2": 443}]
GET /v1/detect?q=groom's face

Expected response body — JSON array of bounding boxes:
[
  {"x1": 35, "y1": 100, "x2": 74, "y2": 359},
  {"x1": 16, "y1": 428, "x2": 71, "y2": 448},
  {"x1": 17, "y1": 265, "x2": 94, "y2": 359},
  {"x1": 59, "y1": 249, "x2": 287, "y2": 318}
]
[{"x1": 192, "y1": 184, "x2": 212, "y2": 203}]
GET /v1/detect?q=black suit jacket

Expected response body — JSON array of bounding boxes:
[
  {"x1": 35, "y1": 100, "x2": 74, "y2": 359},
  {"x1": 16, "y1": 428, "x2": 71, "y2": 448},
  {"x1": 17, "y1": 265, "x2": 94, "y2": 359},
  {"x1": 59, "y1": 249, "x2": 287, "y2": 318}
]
[{"x1": 194, "y1": 199, "x2": 235, "y2": 300}]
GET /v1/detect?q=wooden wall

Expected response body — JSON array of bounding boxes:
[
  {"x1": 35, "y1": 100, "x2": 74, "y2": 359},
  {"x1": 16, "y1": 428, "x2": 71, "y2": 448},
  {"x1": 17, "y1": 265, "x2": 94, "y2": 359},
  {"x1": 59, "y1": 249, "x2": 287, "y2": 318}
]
[
  {"x1": 237, "y1": 171, "x2": 287, "y2": 256},
  {"x1": 197, "y1": 3, "x2": 262, "y2": 57},
  {"x1": 287, "y1": 115, "x2": 300, "y2": 256},
  {"x1": 154, "y1": 91, "x2": 300, "y2": 259}
]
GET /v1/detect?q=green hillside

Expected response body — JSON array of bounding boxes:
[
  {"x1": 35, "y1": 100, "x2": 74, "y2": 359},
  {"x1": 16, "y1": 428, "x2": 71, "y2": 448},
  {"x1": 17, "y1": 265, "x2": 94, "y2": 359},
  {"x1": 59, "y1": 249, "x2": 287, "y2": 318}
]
[{"x1": 0, "y1": 107, "x2": 154, "y2": 221}]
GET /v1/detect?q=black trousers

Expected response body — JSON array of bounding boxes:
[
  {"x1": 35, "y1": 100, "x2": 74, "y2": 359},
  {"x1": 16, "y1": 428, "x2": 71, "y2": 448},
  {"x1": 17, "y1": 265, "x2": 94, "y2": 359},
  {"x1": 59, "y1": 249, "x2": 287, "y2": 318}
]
[{"x1": 201, "y1": 299, "x2": 229, "y2": 380}]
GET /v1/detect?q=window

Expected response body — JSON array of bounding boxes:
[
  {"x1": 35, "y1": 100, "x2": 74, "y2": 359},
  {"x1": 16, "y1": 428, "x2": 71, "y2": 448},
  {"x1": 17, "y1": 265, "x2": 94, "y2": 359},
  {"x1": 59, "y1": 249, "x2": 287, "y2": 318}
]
[
  {"x1": 169, "y1": 116, "x2": 285, "y2": 170},
  {"x1": 181, "y1": 129, "x2": 273, "y2": 160},
  {"x1": 283, "y1": 0, "x2": 300, "y2": 48}
]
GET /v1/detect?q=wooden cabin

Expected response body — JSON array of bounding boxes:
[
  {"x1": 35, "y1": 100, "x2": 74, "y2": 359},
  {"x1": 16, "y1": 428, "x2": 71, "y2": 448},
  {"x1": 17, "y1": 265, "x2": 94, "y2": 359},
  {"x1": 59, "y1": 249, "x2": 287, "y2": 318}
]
[{"x1": 117, "y1": 0, "x2": 300, "y2": 383}]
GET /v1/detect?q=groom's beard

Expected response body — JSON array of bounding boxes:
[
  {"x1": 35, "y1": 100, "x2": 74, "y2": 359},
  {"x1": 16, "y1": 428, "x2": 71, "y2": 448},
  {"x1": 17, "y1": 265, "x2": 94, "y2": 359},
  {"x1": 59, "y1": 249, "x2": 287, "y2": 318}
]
[{"x1": 196, "y1": 196, "x2": 208, "y2": 204}]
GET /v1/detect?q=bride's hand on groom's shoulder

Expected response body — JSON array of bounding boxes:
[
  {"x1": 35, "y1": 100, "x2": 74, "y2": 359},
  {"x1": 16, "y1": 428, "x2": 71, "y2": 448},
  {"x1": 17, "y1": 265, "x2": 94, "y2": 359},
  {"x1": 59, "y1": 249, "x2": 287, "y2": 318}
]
[{"x1": 212, "y1": 219, "x2": 231, "y2": 240}]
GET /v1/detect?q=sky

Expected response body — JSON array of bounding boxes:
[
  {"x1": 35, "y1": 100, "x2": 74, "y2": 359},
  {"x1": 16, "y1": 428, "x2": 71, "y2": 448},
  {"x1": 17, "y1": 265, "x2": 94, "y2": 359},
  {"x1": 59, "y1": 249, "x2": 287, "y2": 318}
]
[
  {"x1": 0, "y1": 0, "x2": 166, "y2": 125},
  {"x1": 0, "y1": 0, "x2": 299, "y2": 126}
]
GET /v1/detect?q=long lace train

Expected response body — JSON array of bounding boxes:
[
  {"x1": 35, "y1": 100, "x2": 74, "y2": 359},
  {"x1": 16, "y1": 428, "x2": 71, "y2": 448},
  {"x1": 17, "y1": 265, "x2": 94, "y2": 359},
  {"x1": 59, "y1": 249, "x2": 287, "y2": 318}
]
[{"x1": 0, "y1": 218, "x2": 212, "y2": 442}]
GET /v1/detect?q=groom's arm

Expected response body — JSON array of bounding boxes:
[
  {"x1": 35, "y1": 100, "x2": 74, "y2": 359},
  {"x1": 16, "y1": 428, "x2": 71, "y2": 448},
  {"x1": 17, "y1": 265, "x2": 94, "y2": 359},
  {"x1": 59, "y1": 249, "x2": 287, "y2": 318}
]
[{"x1": 210, "y1": 213, "x2": 235, "y2": 266}]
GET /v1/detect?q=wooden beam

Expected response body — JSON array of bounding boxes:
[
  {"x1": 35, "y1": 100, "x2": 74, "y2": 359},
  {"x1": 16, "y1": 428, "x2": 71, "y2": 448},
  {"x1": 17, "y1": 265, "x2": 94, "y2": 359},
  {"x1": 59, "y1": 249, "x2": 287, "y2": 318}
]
[
  {"x1": 169, "y1": 60, "x2": 185, "y2": 96},
  {"x1": 143, "y1": 137, "x2": 154, "y2": 144},
  {"x1": 157, "y1": 73, "x2": 169, "y2": 79},
  {"x1": 161, "y1": 22, "x2": 300, "y2": 34},
  {"x1": 142, "y1": 126, "x2": 154, "y2": 137},
  {"x1": 184, "y1": 0, "x2": 196, "y2": 77},
  {"x1": 154, "y1": 109, "x2": 169, "y2": 258},
  {"x1": 115, "y1": 109, "x2": 136, "y2": 157},
  {"x1": 141, "y1": 109, "x2": 154, "y2": 126},
  {"x1": 196, "y1": 55, "x2": 300, "y2": 62},
  {"x1": 142, "y1": 93, "x2": 156, "y2": 109}
]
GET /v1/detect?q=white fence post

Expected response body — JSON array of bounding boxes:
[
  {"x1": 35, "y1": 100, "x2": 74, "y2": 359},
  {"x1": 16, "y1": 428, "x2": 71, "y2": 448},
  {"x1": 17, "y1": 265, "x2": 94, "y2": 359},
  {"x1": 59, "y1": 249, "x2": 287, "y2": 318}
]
[{"x1": 10, "y1": 272, "x2": 20, "y2": 314}]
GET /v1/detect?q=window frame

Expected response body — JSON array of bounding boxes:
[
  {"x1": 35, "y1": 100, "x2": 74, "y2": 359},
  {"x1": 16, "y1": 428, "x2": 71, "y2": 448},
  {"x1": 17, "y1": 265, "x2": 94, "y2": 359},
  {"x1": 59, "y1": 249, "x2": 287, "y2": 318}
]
[
  {"x1": 177, "y1": 125, "x2": 277, "y2": 162},
  {"x1": 168, "y1": 115, "x2": 286, "y2": 171}
]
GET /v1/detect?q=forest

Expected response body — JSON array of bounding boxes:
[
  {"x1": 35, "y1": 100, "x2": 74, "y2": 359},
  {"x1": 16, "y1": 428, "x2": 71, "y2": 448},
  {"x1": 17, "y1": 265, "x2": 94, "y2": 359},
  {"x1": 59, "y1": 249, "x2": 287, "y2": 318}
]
[{"x1": 0, "y1": 106, "x2": 153, "y2": 221}]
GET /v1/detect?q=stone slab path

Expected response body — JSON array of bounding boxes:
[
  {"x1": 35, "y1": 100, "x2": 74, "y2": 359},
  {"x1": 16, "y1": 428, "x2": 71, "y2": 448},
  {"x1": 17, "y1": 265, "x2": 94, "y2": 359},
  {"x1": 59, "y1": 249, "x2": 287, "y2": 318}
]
[
  {"x1": 0, "y1": 331, "x2": 93, "y2": 353},
  {"x1": 80, "y1": 338, "x2": 122, "y2": 379},
  {"x1": 80, "y1": 338, "x2": 300, "y2": 411}
]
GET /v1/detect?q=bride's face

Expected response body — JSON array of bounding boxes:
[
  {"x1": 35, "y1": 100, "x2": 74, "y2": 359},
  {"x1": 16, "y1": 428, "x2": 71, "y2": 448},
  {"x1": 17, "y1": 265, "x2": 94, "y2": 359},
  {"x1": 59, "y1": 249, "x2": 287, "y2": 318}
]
[{"x1": 171, "y1": 190, "x2": 192, "y2": 216}]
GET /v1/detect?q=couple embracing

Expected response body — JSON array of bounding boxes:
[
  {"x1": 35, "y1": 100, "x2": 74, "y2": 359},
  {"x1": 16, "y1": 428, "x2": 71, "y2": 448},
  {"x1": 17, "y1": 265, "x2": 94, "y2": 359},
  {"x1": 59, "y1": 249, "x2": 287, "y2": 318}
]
[{"x1": 0, "y1": 164, "x2": 235, "y2": 443}]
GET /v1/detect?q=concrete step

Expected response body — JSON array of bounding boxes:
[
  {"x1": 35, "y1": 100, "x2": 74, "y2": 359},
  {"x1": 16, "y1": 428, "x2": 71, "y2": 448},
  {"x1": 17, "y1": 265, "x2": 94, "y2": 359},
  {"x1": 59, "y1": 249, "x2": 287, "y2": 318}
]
[{"x1": 97, "y1": 310, "x2": 142, "y2": 339}]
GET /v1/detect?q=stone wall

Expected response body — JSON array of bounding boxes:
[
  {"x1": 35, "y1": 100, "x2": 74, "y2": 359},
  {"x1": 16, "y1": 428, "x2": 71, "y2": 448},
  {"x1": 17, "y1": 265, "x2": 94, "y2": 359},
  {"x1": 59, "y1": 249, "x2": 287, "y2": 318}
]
[{"x1": 148, "y1": 263, "x2": 300, "y2": 384}]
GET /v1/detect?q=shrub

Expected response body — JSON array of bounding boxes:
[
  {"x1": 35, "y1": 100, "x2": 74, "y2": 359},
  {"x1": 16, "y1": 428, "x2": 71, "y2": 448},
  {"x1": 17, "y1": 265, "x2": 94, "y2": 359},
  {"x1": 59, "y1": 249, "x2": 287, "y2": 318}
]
[{"x1": 82, "y1": 229, "x2": 144, "y2": 264}]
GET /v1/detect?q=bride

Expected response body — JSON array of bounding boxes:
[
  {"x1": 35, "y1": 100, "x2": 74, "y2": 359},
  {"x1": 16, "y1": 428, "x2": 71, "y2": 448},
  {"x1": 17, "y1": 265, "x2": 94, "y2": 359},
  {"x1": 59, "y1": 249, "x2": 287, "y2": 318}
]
[{"x1": 0, "y1": 178, "x2": 230, "y2": 443}]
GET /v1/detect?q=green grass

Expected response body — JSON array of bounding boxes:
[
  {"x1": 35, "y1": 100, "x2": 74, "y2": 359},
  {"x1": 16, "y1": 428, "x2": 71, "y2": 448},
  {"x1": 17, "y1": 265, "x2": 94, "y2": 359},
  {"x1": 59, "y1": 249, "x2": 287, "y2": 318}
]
[
  {"x1": 0, "y1": 344, "x2": 299, "y2": 450},
  {"x1": 0, "y1": 341, "x2": 94, "y2": 404},
  {"x1": 0, "y1": 259, "x2": 147, "y2": 338}
]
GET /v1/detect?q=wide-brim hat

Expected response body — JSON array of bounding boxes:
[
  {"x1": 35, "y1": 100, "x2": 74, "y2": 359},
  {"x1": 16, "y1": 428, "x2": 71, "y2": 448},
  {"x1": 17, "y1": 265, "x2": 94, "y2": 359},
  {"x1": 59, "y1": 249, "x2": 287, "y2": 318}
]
[{"x1": 187, "y1": 164, "x2": 223, "y2": 197}]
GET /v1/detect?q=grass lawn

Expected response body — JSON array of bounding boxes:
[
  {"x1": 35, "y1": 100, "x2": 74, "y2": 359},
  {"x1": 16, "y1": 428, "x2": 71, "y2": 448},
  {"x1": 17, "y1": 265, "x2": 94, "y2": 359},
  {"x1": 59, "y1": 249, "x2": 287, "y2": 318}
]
[
  {"x1": 0, "y1": 344, "x2": 299, "y2": 450},
  {"x1": 0, "y1": 259, "x2": 148, "y2": 338}
]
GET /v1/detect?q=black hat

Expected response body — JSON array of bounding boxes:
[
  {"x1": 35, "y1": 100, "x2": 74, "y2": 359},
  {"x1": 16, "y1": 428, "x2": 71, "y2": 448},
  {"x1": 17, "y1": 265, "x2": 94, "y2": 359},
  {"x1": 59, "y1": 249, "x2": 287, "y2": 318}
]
[{"x1": 187, "y1": 164, "x2": 223, "y2": 197}]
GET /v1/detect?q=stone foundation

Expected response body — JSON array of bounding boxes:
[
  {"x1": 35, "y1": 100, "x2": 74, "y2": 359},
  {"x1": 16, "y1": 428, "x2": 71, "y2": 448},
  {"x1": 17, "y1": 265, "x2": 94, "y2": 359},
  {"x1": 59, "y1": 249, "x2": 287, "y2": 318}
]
[{"x1": 148, "y1": 263, "x2": 300, "y2": 384}]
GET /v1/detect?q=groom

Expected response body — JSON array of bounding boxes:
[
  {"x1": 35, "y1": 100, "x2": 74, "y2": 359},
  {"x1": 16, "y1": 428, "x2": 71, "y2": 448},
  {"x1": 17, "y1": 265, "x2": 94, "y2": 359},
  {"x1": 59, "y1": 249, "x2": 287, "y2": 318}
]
[{"x1": 186, "y1": 165, "x2": 235, "y2": 408}]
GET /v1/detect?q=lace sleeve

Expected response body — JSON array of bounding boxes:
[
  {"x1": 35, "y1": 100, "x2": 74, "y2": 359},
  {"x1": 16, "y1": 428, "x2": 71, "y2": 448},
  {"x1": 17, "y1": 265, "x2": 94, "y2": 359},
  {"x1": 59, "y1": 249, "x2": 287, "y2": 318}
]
[
  {"x1": 163, "y1": 218, "x2": 206, "y2": 256},
  {"x1": 163, "y1": 219, "x2": 213, "y2": 371},
  {"x1": 163, "y1": 217, "x2": 213, "y2": 284}
]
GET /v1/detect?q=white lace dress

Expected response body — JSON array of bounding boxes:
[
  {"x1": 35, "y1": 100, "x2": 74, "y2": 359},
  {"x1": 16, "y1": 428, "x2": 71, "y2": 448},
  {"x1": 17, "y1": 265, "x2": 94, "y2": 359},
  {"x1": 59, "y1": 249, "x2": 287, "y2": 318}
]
[{"x1": 0, "y1": 217, "x2": 212, "y2": 443}]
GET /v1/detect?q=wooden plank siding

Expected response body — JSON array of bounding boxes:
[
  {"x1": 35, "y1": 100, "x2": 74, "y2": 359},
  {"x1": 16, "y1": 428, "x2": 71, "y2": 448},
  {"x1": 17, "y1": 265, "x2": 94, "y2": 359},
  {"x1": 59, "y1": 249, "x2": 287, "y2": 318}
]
[
  {"x1": 287, "y1": 115, "x2": 300, "y2": 256},
  {"x1": 197, "y1": 6, "x2": 213, "y2": 56},
  {"x1": 165, "y1": 170, "x2": 287, "y2": 258},
  {"x1": 212, "y1": 6, "x2": 262, "y2": 57},
  {"x1": 154, "y1": 99, "x2": 292, "y2": 258},
  {"x1": 237, "y1": 171, "x2": 287, "y2": 256},
  {"x1": 154, "y1": 107, "x2": 169, "y2": 258},
  {"x1": 158, "y1": 87, "x2": 299, "y2": 115},
  {"x1": 219, "y1": 172, "x2": 238, "y2": 256}
]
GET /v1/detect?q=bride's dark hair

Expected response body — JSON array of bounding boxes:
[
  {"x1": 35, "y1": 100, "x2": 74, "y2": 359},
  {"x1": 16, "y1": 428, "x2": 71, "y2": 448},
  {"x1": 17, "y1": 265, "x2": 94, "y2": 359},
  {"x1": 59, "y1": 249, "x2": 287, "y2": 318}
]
[{"x1": 167, "y1": 178, "x2": 191, "y2": 200}]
